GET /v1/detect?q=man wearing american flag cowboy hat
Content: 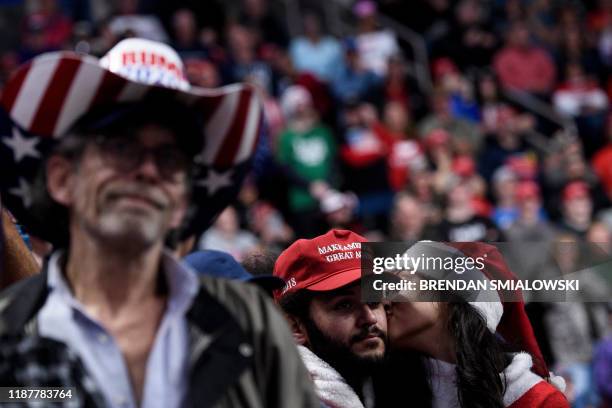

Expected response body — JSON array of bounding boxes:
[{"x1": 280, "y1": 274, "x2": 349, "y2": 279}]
[{"x1": 0, "y1": 38, "x2": 318, "y2": 408}]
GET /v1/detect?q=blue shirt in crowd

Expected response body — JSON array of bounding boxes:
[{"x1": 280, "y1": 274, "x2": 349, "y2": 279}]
[{"x1": 290, "y1": 36, "x2": 342, "y2": 82}]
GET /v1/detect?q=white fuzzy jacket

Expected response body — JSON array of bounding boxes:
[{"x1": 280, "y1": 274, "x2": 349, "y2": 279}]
[{"x1": 428, "y1": 352, "x2": 569, "y2": 408}]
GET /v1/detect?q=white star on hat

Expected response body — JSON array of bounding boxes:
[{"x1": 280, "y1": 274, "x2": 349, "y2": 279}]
[
  {"x1": 2, "y1": 127, "x2": 40, "y2": 163},
  {"x1": 196, "y1": 169, "x2": 233, "y2": 195},
  {"x1": 9, "y1": 178, "x2": 33, "y2": 208}
]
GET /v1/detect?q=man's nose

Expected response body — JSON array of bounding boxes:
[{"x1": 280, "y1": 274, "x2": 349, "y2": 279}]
[
  {"x1": 134, "y1": 152, "x2": 162, "y2": 180},
  {"x1": 358, "y1": 303, "x2": 379, "y2": 326}
]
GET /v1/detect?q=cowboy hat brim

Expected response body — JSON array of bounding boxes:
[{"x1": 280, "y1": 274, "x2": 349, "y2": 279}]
[{"x1": 0, "y1": 51, "x2": 263, "y2": 246}]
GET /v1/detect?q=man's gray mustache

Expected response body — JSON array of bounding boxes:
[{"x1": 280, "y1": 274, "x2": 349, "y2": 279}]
[{"x1": 103, "y1": 184, "x2": 169, "y2": 209}]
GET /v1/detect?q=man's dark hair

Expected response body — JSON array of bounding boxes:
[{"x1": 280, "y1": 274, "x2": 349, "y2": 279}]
[
  {"x1": 72, "y1": 97, "x2": 204, "y2": 156},
  {"x1": 278, "y1": 289, "x2": 314, "y2": 321},
  {"x1": 241, "y1": 251, "x2": 277, "y2": 277},
  {"x1": 29, "y1": 133, "x2": 89, "y2": 247}
]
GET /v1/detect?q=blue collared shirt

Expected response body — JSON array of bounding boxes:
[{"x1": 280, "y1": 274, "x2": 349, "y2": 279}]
[
  {"x1": 38, "y1": 251, "x2": 199, "y2": 408},
  {"x1": 289, "y1": 36, "x2": 343, "y2": 82}
]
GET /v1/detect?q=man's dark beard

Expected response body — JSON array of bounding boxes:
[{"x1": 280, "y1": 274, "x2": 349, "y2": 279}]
[{"x1": 303, "y1": 318, "x2": 387, "y2": 393}]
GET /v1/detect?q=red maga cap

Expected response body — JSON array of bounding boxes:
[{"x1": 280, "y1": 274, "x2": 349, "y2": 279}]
[
  {"x1": 425, "y1": 128, "x2": 451, "y2": 150},
  {"x1": 515, "y1": 180, "x2": 541, "y2": 200},
  {"x1": 452, "y1": 156, "x2": 476, "y2": 178},
  {"x1": 563, "y1": 181, "x2": 590, "y2": 202},
  {"x1": 273, "y1": 229, "x2": 367, "y2": 300}
]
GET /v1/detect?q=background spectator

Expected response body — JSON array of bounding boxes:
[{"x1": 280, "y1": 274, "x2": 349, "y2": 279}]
[
  {"x1": 559, "y1": 181, "x2": 596, "y2": 237},
  {"x1": 331, "y1": 38, "x2": 382, "y2": 105},
  {"x1": 493, "y1": 21, "x2": 557, "y2": 95},
  {"x1": 277, "y1": 85, "x2": 336, "y2": 236},
  {"x1": 389, "y1": 192, "x2": 432, "y2": 241},
  {"x1": 107, "y1": 0, "x2": 168, "y2": 42},
  {"x1": 435, "y1": 178, "x2": 502, "y2": 242},
  {"x1": 353, "y1": 0, "x2": 399, "y2": 77},
  {"x1": 183, "y1": 249, "x2": 284, "y2": 296},
  {"x1": 419, "y1": 88, "x2": 482, "y2": 155},
  {"x1": 289, "y1": 11, "x2": 342, "y2": 83},
  {"x1": 198, "y1": 206, "x2": 260, "y2": 262},
  {"x1": 593, "y1": 303, "x2": 612, "y2": 408}
]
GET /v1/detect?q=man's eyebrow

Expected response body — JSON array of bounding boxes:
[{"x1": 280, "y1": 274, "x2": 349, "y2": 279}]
[{"x1": 320, "y1": 288, "x2": 357, "y2": 300}]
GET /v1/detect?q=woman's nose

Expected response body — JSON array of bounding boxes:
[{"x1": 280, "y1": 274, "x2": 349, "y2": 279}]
[{"x1": 383, "y1": 301, "x2": 393, "y2": 316}]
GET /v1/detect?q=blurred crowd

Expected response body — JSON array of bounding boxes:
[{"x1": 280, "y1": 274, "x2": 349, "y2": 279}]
[{"x1": 1, "y1": 0, "x2": 612, "y2": 406}]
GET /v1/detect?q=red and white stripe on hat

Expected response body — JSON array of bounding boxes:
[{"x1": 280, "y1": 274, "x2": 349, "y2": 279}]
[{"x1": 1, "y1": 39, "x2": 262, "y2": 167}]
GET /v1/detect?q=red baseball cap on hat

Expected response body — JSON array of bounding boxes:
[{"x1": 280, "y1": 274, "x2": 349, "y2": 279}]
[
  {"x1": 273, "y1": 229, "x2": 367, "y2": 300},
  {"x1": 563, "y1": 181, "x2": 590, "y2": 202}
]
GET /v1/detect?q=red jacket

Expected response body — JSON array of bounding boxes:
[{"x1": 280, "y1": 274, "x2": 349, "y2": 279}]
[
  {"x1": 503, "y1": 353, "x2": 569, "y2": 408},
  {"x1": 508, "y1": 381, "x2": 569, "y2": 408}
]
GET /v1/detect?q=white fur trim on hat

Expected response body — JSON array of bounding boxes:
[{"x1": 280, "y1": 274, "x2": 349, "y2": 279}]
[
  {"x1": 501, "y1": 352, "x2": 566, "y2": 406},
  {"x1": 402, "y1": 241, "x2": 505, "y2": 333},
  {"x1": 469, "y1": 301, "x2": 504, "y2": 332},
  {"x1": 502, "y1": 352, "x2": 542, "y2": 406}
]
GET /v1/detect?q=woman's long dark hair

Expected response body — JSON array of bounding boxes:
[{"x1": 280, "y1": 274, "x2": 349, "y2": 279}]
[{"x1": 446, "y1": 302, "x2": 511, "y2": 408}]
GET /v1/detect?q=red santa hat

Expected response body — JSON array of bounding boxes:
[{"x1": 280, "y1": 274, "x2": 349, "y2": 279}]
[{"x1": 450, "y1": 243, "x2": 547, "y2": 375}]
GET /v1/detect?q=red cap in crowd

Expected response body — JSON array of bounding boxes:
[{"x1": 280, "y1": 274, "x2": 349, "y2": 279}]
[
  {"x1": 431, "y1": 57, "x2": 458, "y2": 81},
  {"x1": 425, "y1": 128, "x2": 450, "y2": 150},
  {"x1": 506, "y1": 155, "x2": 538, "y2": 180},
  {"x1": 515, "y1": 181, "x2": 541, "y2": 201},
  {"x1": 273, "y1": 229, "x2": 367, "y2": 301},
  {"x1": 496, "y1": 105, "x2": 517, "y2": 128},
  {"x1": 452, "y1": 156, "x2": 476, "y2": 178},
  {"x1": 562, "y1": 181, "x2": 590, "y2": 202}
]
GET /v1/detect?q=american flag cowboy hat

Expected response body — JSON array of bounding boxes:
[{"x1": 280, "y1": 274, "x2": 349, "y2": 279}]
[{"x1": 0, "y1": 38, "x2": 263, "y2": 246}]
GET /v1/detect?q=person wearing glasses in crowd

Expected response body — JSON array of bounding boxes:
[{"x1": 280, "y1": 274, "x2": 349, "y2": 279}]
[{"x1": 0, "y1": 38, "x2": 318, "y2": 408}]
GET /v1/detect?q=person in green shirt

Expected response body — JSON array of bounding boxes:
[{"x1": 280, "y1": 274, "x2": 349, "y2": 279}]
[{"x1": 277, "y1": 85, "x2": 337, "y2": 235}]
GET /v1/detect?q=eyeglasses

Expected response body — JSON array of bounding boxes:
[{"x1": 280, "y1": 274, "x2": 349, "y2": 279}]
[{"x1": 92, "y1": 135, "x2": 190, "y2": 180}]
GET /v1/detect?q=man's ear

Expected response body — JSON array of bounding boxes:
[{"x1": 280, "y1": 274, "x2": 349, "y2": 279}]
[
  {"x1": 284, "y1": 313, "x2": 309, "y2": 346},
  {"x1": 169, "y1": 197, "x2": 188, "y2": 229},
  {"x1": 169, "y1": 178, "x2": 190, "y2": 229},
  {"x1": 46, "y1": 155, "x2": 75, "y2": 206}
]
